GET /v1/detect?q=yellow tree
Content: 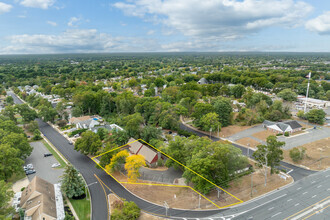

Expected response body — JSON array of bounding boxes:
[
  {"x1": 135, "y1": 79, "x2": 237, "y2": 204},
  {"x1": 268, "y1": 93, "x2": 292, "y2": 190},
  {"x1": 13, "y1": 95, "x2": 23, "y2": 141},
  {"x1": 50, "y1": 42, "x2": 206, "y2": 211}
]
[
  {"x1": 125, "y1": 155, "x2": 146, "y2": 183},
  {"x1": 105, "y1": 150, "x2": 129, "y2": 173}
]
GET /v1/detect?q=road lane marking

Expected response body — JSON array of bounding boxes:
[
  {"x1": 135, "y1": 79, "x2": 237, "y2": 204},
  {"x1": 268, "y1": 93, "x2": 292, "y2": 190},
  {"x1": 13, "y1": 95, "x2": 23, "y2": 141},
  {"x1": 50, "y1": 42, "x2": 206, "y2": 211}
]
[
  {"x1": 284, "y1": 196, "x2": 330, "y2": 220},
  {"x1": 302, "y1": 191, "x2": 308, "y2": 195},
  {"x1": 312, "y1": 195, "x2": 317, "y2": 198},
  {"x1": 297, "y1": 187, "x2": 302, "y2": 190},
  {"x1": 317, "y1": 185, "x2": 322, "y2": 188},
  {"x1": 302, "y1": 204, "x2": 330, "y2": 220},
  {"x1": 94, "y1": 174, "x2": 110, "y2": 220},
  {"x1": 271, "y1": 212, "x2": 282, "y2": 218},
  {"x1": 268, "y1": 207, "x2": 274, "y2": 210},
  {"x1": 287, "y1": 199, "x2": 293, "y2": 202}
]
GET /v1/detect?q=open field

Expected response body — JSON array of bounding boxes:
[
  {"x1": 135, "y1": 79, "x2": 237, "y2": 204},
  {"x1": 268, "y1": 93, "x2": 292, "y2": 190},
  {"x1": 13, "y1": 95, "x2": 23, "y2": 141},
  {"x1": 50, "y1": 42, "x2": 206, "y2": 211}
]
[
  {"x1": 218, "y1": 125, "x2": 256, "y2": 138},
  {"x1": 236, "y1": 137, "x2": 261, "y2": 149},
  {"x1": 252, "y1": 130, "x2": 276, "y2": 142},
  {"x1": 283, "y1": 137, "x2": 330, "y2": 170}
]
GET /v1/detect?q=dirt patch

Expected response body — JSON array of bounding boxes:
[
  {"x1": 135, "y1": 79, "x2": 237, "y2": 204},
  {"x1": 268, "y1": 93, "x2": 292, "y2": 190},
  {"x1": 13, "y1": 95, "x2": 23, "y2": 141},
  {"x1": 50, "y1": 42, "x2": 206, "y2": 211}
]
[
  {"x1": 236, "y1": 137, "x2": 261, "y2": 149},
  {"x1": 283, "y1": 137, "x2": 330, "y2": 170},
  {"x1": 139, "y1": 212, "x2": 165, "y2": 220},
  {"x1": 12, "y1": 177, "x2": 29, "y2": 193},
  {"x1": 252, "y1": 130, "x2": 276, "y2": 142},
  {"x1": 218, "y1": 125, "x2": 256, "y2": 138}
]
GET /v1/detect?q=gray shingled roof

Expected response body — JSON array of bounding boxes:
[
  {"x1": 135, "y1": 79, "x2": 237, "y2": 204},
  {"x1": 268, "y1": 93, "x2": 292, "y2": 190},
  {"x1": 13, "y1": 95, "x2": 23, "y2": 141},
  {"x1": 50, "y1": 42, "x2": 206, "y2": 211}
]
[{"x1": 284, "y1": 121, "x2": 302, "y2": 130}]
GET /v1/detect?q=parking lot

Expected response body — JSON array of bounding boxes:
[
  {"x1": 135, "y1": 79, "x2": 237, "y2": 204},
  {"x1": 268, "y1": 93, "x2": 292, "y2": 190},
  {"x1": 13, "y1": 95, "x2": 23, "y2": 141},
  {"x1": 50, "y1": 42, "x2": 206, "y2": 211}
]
[{"x1": 24, "y1": 141, "x2": 64, "y2": 184}]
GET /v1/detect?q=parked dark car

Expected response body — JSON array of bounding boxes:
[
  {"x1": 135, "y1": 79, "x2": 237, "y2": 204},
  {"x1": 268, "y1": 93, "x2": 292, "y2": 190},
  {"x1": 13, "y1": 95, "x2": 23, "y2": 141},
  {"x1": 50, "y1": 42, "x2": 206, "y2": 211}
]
[
  {"x1": 25, "y1": 170, "x2": 36, "y2": 175},
  {"x1": 44, "y1": 153, "x2": 53, "y2": 157}
]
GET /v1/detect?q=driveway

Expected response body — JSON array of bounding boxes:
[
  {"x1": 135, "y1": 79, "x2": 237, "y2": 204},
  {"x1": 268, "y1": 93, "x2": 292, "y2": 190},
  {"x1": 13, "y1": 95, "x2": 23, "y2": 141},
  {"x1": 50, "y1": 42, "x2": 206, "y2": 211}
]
[
  {"x1": 139, "y1": 167, "x2": 183, "y2": 184},
  {"x1": 24, "y1": 141, "x2": 64, "y2": 184},
  {"x1": 279, "y1": 126, "x2": 330, "y2": 150}
]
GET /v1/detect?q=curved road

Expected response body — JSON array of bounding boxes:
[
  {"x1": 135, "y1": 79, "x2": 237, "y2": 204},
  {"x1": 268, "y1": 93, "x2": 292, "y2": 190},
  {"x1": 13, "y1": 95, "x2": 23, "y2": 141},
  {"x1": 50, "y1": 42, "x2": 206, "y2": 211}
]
[{"x1": 10, "y1": 91, "x2": 323, "y2": 219}]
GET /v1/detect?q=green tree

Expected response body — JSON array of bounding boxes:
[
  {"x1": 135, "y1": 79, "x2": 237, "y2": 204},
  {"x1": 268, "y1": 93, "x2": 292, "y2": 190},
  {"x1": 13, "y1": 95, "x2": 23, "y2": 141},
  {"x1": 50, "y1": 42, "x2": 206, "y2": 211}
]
[
  {"x1": 32, "y1": 129, "x2": 42, "y2": 140},
  {"x1": 0, "y1": 181, "x2": 14, "y2": 220},
  {"x1": 39, "y1": 106, "x2": 57, "y2": 123},
  {"x1": 277, "y1": 89, "x2": 297, "y2": 101},
  {"x1": 26, "y1": 121, "x2": 39, "y2": 133},
  {"x1": 16, "y1": 104, "x2": 37, "y2": 123},
  {"x1": 253, "y1": 136, "x2": 284, "y2": 185},
  {"x1": 2, "y1": 105, "x2": 17, "y2": 123},
  {"x1": 0, "y1": 143, "x2": 24, "y2": 181},
  {"x1": 2, "y1": 133, "x2": 32, "y2": 159},
  {"x1": 61, "y1": 165, "x2": 85, "y2": 199},
  {"x1": 306, "y1": 109, "x2": 326, "y2": 124},
  {"x1": 192, "y1": 102, "x2": 214, "y2": 126},
  {"x1": 231, "y1": 84, "x2": 245, "y2": 98},
  {"x1": 199, "y1": 112, "x2": 221, "y2": 132},
  {"x1": 122, "y1": 113, "x2": 144, "y2": 138},
  {"x1": 97, "y1": 127, "x2": 108, "y2": 141},
  {"x1": 141, "y1": 125, "x2": 161, "y2": 143},
  {"x1": 213, "y1": 97, "x2": 232, "y2": 127},
  {"x1": 5, "y1": 96, "x2": 14, "y2": 105},
  {"x1": 154, "y1": 78, "x2": 165, "y2": 88},
  {"x1": 297, "y1": 110, "x2": 306, "y2": 119},
  {"x1": 74, "y1": 130, "x2": 102, "y2": 155}
]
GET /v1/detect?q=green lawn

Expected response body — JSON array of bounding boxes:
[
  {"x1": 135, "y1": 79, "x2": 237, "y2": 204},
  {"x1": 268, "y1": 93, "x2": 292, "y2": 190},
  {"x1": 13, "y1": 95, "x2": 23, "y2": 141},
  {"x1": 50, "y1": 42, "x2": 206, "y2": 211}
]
[
  {"x1": 69, "y1": 190, "x2": 91, "y2": 220},
  {"x1": 42, "y1": 140, "x2": 67, "y2": 168}
]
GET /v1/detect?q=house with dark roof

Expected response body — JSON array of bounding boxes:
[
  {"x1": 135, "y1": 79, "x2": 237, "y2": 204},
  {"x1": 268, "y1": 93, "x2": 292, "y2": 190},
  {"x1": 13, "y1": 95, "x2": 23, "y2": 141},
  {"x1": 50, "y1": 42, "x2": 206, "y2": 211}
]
[{"x1": 262, "y1": 120, "x2": 303, "y2": 134}]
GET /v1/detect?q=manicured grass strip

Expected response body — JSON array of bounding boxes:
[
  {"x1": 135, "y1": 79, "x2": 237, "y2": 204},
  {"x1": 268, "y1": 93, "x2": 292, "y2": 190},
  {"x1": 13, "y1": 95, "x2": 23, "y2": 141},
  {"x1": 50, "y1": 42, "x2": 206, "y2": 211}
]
[
  {"x1": 42, "y1": 140, "x2": 66, "y2": 168},
  {"x1": 69, "y1": 190, "x2": 91, "y2": 220}
]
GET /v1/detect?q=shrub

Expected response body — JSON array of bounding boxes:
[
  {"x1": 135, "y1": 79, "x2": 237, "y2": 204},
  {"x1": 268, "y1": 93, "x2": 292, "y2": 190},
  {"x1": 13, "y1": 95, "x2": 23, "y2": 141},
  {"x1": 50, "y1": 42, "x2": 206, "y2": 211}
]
[
  {"x1": 177, "y1": 128, "x2": 194, "y2": 137},
  {"x1": 69, "y1": 129, "x2": 87, "y2": 137},
  {"x1": 289, "y1": 147, "x2": 306, "y2": 162},
  {"x1": 57, "y1": 119, "x2": 67, "y2": 128},
  {"x1": 33, "y1": 129, "x2": 42, "y2": 140},
  {"x1": 276, "y1": 133, "x2": 282, "y2": 136},
  {"x1": 112, "y1": 200, "x2": 124, "y2": 210},
  {"x1": 157, "y1": 158, "x2": 164, "y2": 167},
  {"x1": 21, "y1": 187, "x2": 25, "y2": 191},
  {"x1": 284, "y1": 132, "x2": 289, "y2": 137}
]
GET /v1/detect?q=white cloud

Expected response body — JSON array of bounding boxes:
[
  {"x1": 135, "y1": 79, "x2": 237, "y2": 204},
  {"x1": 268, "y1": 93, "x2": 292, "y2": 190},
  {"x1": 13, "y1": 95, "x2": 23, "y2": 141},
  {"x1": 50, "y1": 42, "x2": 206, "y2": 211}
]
[
  {"x1": 0, "y1": 2, "x2": 13, "y2": 14},
  {"x1": 114, "y1": 0, "x2": 313, "y2": 40},
  {"x1": 305, "y1": 11, "x2": 330, "y2": 35},
  {"x1": 20, "y1": 0, "x2": 55, "y2": 9},
  {"x1": 68, "y1": 17, "x2": 81, "y2": 27},
  {"x1": 47, "y1": 21, "x2": 57, "y2": 26},
  {"x1": 0, "y1": 29, "x2": 161, "y2": 54},
  {"x1": 147, "y1": 30, "x2": 155, "y2": 35}
]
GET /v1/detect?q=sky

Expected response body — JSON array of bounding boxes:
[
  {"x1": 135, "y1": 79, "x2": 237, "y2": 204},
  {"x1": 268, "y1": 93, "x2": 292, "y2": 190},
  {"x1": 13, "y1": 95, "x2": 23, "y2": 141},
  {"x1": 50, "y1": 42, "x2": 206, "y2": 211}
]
[{"x1": 0, "y1": 0, "x2": 329, "y2": 54}]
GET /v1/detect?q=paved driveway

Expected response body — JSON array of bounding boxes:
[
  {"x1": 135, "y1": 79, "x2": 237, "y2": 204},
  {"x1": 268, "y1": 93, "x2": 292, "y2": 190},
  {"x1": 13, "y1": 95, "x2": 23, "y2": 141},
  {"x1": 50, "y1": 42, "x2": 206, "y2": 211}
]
[
  {"x1": 139, "y1": 167, "x2": 183, "y2": 184},
  {"x1": 24, "y1": 141, "x2": 64, "y2": 184},
  {"x1": 280, "y1": 126, "x2": 330, "y2": 150}
]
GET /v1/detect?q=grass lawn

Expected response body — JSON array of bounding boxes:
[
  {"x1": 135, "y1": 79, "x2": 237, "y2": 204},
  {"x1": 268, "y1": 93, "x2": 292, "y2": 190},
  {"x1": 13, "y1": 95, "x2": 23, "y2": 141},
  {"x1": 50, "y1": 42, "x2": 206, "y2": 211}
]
[
  {"x1": 69, "y1": 190, "x2": 91, "y2": 220},
  {"x1": 42, "y1": 140, "x2": 67, "y2": 168},
  {"x1": 7, "y1": 169, "x2": 26, "y2": 183}
]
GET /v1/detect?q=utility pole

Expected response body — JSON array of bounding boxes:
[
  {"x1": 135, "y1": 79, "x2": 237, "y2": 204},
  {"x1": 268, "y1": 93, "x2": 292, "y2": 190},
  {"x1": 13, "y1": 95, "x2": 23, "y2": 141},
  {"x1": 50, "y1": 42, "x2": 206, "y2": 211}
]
[
  {"x1": 218, "y1": 124, "x2": 220, "y2": 138},
  {"x1": 250, "y1": 173, "x2": 253, "y2": 197},
  {"x1": 304, "y1": 72, "x2": 311, "y2": 113},
  {"x1": 198, "y1": 194, "x2": 201, "y2": 209},
  {"x1": 164, "y1": 201, "x2": 169, "y2": 216},
  {"x1": 209, "y1": 128, "x2": 212, "y2": 139}
]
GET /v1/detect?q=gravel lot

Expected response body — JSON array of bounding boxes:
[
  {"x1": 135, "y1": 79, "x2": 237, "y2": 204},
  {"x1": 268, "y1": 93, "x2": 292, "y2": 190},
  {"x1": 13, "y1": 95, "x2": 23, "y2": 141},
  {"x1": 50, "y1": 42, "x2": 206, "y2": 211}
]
[{"x1": 24, "y1": 141, "x2": 64, "y2": 184}]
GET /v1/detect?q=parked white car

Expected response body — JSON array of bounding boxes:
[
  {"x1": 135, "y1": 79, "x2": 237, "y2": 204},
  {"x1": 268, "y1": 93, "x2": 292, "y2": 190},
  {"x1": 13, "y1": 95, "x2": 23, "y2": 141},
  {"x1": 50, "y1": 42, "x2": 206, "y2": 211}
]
[{"x1": 51, "y1": 163, "x2": 61, "y2": 168}]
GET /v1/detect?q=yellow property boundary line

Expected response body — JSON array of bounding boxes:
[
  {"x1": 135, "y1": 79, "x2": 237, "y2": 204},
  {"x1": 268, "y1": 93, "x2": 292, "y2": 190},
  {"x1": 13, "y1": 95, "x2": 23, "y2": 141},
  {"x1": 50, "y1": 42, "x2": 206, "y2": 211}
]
[{"x1": 91, "y1": 138, "x2": 243, "y2": 209}]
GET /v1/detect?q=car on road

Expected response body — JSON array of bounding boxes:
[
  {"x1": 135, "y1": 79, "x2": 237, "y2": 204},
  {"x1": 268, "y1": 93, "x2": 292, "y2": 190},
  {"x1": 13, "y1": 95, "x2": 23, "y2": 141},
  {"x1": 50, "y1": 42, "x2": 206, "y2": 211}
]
[
  {"x1": 25, "y1": 169, "x2": 36, "y2": 175},
  {"x1": 51, "y1": 163, "x2": 61, "y2": 168},
  {"x1": 44, "y1": 153, "x2": 53, "y2": 157}
]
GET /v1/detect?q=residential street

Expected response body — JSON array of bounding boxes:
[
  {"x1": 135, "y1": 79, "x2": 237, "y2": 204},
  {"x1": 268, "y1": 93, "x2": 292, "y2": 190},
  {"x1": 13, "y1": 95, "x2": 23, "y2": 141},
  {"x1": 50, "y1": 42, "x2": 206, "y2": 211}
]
[{"x1": 10, "y1": 91, "x2": 327, "y2": 220}]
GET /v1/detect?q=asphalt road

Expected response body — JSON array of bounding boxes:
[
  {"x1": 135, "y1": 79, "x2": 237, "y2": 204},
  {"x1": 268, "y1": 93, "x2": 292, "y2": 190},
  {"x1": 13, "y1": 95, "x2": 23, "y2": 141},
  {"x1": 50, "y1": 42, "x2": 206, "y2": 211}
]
[
  {"x1": 179, "y1": 123, "x2": 316, "y2": 181},
  {"x1": 10, "y1": 91, "x2": 323, "y2": 220}
]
